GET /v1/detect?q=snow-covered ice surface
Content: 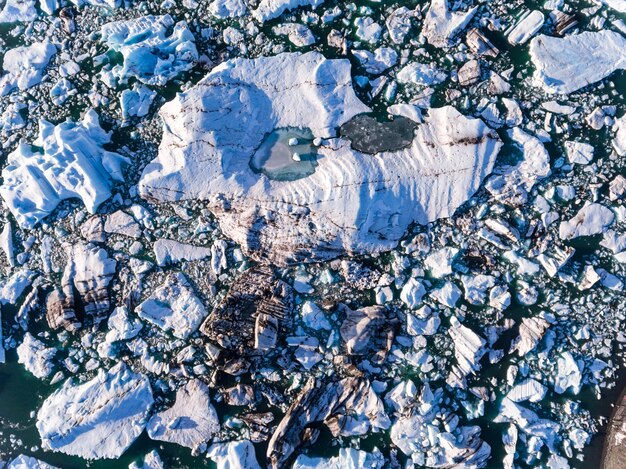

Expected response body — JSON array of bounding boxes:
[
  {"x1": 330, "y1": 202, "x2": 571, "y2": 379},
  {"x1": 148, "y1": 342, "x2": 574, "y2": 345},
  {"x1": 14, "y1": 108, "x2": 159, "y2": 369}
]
[
  {"x1": 139, "y1": 51, "x2": 501, "y2": 264},
  {"x1": 2, "y1": 0, "x2": 626, "y2": 468},
  {"x1": 36, "y1": 363, "x2": 153, "y2": 459}
]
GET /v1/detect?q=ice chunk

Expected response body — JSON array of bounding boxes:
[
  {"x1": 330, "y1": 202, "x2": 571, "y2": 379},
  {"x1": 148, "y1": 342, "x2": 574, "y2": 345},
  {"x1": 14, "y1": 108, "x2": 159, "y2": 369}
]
[
  {"x1": 17, "y1": 333, "x2": 56, "y2": 379},
  {"x1": 397, "y1": 61, "x2": 447, "y2": 86},
  {"x1": 422, "y1": 0, "x2": 477, "y2": 48},
  {"x1": 510, "y1": 317, "x2": 550, "y2": 356},
  {"x1": 7, "y1": 455, "x2": 58, "y2": 469},
  {"x1": 553, "y1": 352, "x2": 582, "y2": 394},
  {"x1": 0, "y1": 0, "x2": 36, "y2": 22},
  {"x1": 273, "y1": 23, "x2": 316, "y2": 47},
  {"x1": 0, "y1": 42, "x2": 56, "y2": 95},
  {"x1": 507, "y1": 11, "x2": 544, "y2": 45},
  {"x1": 207, "y1": 441, "x2": 261, "y2": 469},
  {"x1": 530, "y1": 31, "x2": 626, "y2": 94},
  {"x1": 448, "y1": 317, "x2": 486, "y2": 387},
  {"x1": 386, "y1": 6, "x2": 418, "y2": 44},
  {"x1": 565, "y1": 141, "x2": 594, "y2": 165},
  {"x1": 147, "y1": 379, "x2": 219, "y2": 452},
  {"x1": 252, "y1": 0, "x2": 324, "y2": 22},
  {"x1": 100, "y1": 15, "x2": 197, "y2": 86},
  {"x1": 486, "y1": 127, "x2": 550, "y2": 206},
  {"x1": 36, "y1": 363, "x2": 153, "y2": 459},
  {"x1": 425, "y1": 246, "x2": 458, "y2": 278},
  {"x1": 136, "y1": 273, "x2": 208, "y2": 339},
  {"x1": 507, "y1": 378, "x2": 547, "y2": 403},
  {"x1": 153, "y1": 239, "x2": 211, "y2": 266},
  {"x1": 0, "y1": 110, "x2": 128, "y2": 229},
  {"x1": 613, "y1": 114, "x2": 626, "y2": 156},
  {"x1": 208, "y1": 0, "x2": 247, "y2": 18},
  {"x1": 559, "y1": 203, "x2": 614, "y2": 240},
  {"x1": 293, "y1": 448, "x2": 384, "y2": 469},
  {"x1": 400, "y1": 277, "x2": 426, "y2": 308},
  {"x1": 352, "y1": 47, "x2": 398, "y2": 74},
  {"x1": 121, "y1": 83, "x2": 156, "y2": 121}
]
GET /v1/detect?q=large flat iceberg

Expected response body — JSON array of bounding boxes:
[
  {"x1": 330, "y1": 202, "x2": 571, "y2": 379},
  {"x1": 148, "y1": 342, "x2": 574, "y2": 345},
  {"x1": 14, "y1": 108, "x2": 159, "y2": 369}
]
[{"x1": 139, "y1": 52, "x2": 501, "y2": 265}]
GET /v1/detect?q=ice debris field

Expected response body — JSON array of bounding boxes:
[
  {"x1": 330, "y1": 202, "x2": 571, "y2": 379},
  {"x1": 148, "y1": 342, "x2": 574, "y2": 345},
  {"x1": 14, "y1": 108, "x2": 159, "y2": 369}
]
[{"x1": 0, "y1": 0, "x2": 626, "y2": 468}]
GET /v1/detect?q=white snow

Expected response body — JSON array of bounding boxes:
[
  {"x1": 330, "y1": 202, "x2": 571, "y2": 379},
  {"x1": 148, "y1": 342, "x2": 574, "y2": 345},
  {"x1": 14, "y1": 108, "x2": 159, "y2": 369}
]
[
  {"x1": 0, "y1": 42, "x2": 56, "y2": 95},
  {"x1": 36, "y1": 363, "x2": 153, "y2": 459},
  {"x1": 559, "y1": 203, "x2": 614, "y2": 240},
  {"x1": 0, "y1": 110, "x2": 129, "y2": 229},
  {"x1": 507, "y1": 378, "x2": 547, "y2": 403},
  {"x1": 138, "y1": 52, "x2": 501, "y2": 264},
  {"x1": 147, "y1": 379, "x2": 219, "y2": 452},
  {"x1": 530, "y1": 31, "x2": 626, "y2": 94},
  {"x1": 136, "y1": 273, "x2": 208, "y2": 339},
  {"x1": 100, "y1": 15, "x2": 197, "y2": 87}
]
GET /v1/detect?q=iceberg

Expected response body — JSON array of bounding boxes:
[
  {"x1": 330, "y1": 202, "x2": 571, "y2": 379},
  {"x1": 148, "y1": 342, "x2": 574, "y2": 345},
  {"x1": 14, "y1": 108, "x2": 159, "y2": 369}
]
[
  {"x1": 100, "y1": 15, "x2": 197, "y2": 86},
  {"x1": 252, "y1": 0, "x2": 324, "y2": 22},
  {"x1": 0, "y1": 42, "x2": 56, "y2": 95},
  {"x1": 138, "y1": 52, "x2": 501, "y2": 265},
  {"x1": 36, "y1": 363, "x2": 153, "y2": 459},
  {"x1": 0, "y1": 109, "x2": 129, "y2": 229},
  {"x1": 530, "y1": 31, "x2": 626, "y2": 94}
]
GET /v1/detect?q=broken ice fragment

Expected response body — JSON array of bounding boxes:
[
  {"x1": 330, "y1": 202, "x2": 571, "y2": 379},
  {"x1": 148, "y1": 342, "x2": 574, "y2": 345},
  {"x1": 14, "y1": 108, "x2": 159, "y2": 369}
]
[
  {"x1": 147, "y1": 379, "x2": 219, "y2": 452},
  {"x1": 0, "y1": 42, "x2": 56, "y2": 95},
  {"x1": 136, "y1": 273, "x2": 208, "y2": 340}
]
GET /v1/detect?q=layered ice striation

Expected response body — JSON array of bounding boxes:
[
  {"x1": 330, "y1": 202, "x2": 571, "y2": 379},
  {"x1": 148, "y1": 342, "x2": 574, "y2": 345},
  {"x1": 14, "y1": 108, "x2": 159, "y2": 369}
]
[
  {"x1": 36, "y1": 363, "x2": 153, "y2": 459},
  {"x1": 530, "y1": 31, "x2": 626, "y2": 94},
  {"x1": 100, "y1": 15, "x2": 198, "y2": 87},
  {"x1": 139, "y1": 51, "x2": 502, "y2": 265},
  {"x1": 0, "y1": 109, "x2": 129, "y2": 229}
]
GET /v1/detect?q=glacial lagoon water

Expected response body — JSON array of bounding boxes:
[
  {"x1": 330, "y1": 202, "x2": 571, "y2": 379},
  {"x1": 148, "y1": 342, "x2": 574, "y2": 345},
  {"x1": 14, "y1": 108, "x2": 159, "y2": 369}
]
[{"x1": 250, "y1": 128, "x2": 318, "y2": 181}]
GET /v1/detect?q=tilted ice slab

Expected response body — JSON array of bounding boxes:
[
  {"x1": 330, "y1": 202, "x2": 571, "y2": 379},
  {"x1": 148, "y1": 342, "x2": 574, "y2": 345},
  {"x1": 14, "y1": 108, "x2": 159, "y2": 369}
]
[
  {"x1": 529, "y1": 31, "x2": 626, "y2": 94},
  {"x1": 139, "y1": 52, "x2": 501, "y2": 265},
  {"x1": 100, "y1": 15, "x2": 197, "y2": 87},
  {"x1": 0, "y1": 110, "x2": 128, "y2": 229},
  {"x1": 251, "y1": 0, "x2": 324, "y2": 22},
  {"x1": 36, "y1": 362, "x2": 153, "y2": 459},
  {"x1": 422, "y1": 0, "x2": 477, "y2": 49}
]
